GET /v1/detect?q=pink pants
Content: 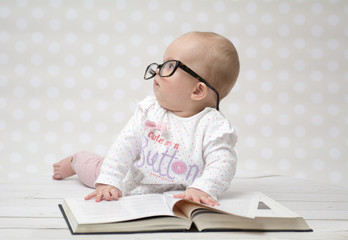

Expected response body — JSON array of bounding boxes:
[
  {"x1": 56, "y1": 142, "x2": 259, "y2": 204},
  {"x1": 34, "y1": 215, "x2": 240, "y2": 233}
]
[{"x1": 71, "y1": 151, "x2": 104, "y2": 188}]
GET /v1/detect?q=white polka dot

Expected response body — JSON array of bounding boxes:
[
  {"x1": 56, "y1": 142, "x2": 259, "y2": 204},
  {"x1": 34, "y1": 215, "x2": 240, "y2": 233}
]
[
  {"x1": 80, "y1": 111, "x2": 91, "y2": 122},
  {"x1": 115, "y1": 21, "x2": 127, "y2": 33},
  {"x1": 278, "y1": 137, "x2": 290, "y2": 148},
  {"x1": 147, "y1": 45, "x2": 159, "y2": 56},
  {"x1": 44, "y1": 153, "x2": 57, "y2": 165},
  {"x1": 113, "y1": 89, "x2": 125, "y2": 100},
  {"x1": 328, "y1": 38, "x2": 339, "y2": 49},
  {"x1": 327, "y1": 60, "x2": 339, "y2": 72},
  {"x1": 81, "y1": 88, "x2": 93, "y2": 99},
  {"x1": 294, "y1": 104, "x2": 306, "y2": 115},
  {"x1": 64, "y1": 77, "x2": 76, "y2": 88},
  {"x1": 48, "y1": 42, "x2": 61, "y2": 54},
  {"x1": 32, "y1": 32, "x2": 43, "y2": 43},
  {"x1": 278, "y1": 114, "x2": 290, "y2": 125},
  {"x1": 116, "y1": 0, "x2": 127, "y2": 10},
  {"x1": 0, "y1": 7, "x2": 11, "y2": 18},
  {"x1": 278, "y1": 25, "x2": 290, "y2": 37},
  {"x1": 328, "y1": 126, "x2": 340, "y2": 137},
  {"x1": 46, "y1": 110, "x2": 59, "y2": 121},
  {"x1": 261, "y1": 59, "x2": 273, "y2": 70},
  {"x1": 278, "y1": 2, "x2": 290, "y2": 13},
  {"x1": 214, "y1": 1, "x2": 225, "y2": 12},
  {"x1": 261, "y1": 81, "x2": 273, "y2": 92},
  {"x1": 0, "y1": 120, "x2": 6, "y2": 131},
  {"x1": 29, "y1": 98, "x2": 41, "y2": 110},
  {"x1": 311, "y1": 3, "x2": 323, "y2": 14},
  {"x1": 28, "y1": 121, "x2": 40, "y2": 132},
  {"x1": 14, "y1": 64, "x2": 27, "y2": 75},
  {"x1": 27, "y1": 142, "x2": 39, "y2": 153},
  {"x1": 328, "y1": 14, "x2": 339, "y2": 25},
  {"x1": 294, "y1": 38, "x2": 306, "y2": 48},
  {"x1": 246, "y1": 24, "x2": 258, "y2": 36},
  {"x1": 47, "y1": 87, "x2": 59, "y2": 98},
  {"x1": 312, "y1": 25, "x2": 323, "y2": 37},
  {"x1": 229, "y1": 13, "x2": 240, "y2": 24},
  {"x1": 261, "y1": 14, "x2": 273, "y2": 24},
  {"x1": 245, "y1": 91, "x2": 256, "y2": 103},
  {"x1": 46, "y1": 132, "x2": 57, "y2": 143},
  {"x1": 11, "y1": 130, "x2": 23, "y2": 142},
  {"x1": 98, "y1": 9, "x2": 110, "y2": 21},
  {"x1": 261, "y1": 104, "x2": 272, "y2": 114},
  {"x1": 311, "y1": 48, "x2": 322, "y2": 59},
  {"x1": 114, "y1": 67, "x2": 125, "y2": 78},
  {"x1": 278, "y1": 92, "x2": 289, "y2": 103},
  {"x1": 66, "y1": 8, "x2": 77, "y2": 20},
  {"x1": 312, "y1": 137, "x2": 324, "y2": 148},
  {"x1": 294, "y1": 148, "x2": 306, "y2": 159},
  {"x1": 180, "y1": 23, "x2": 192, "y2": 33},
  {"x1": 328, "y1": 104, "x2": 340, "y2": 116},
  {"x1": 261, "y1": 148, "x2": 272, "y2": 159},
  {"x1": 131, "y1": 34, "x2": 142, "y2": 46},
  {"x1": 245, "y1": 114, "x2": 257, "y2": 125},
  {"x1": 294, "y1": 14, "x2": 306, "y2": 25},
  {"x1": 311, "y1": 71, "x2": 323, "y2": 82},
  {"x1": 98, "y1": 34, "x2": 110, "y2": 45},
  {"x1": 245, "y1": 69, "x2": 256, "y2": 80},
  {"x1": 130, "y1": 78, "x2": 142, "y2": 90},
  {"x1": 228, "y1": 103, "x2": 239, "y2": 115},
  {"x1": 131, "y1": 10, "x2": 143, "y2": 22},
  {"x1": 0, "y1": 75, "x2": 8, "y2": 87},
  {"x1": 49, "y1": 19, "x2": 61, "y2": 31},
  {"x1": 278, "y1": 159, "x2": 290, "y2": 170},
  {"x1": 14, "y1": 86, "x2": 25, "y2": 98},
  {"x1": 16, "y1": 18, "x2": 27, "y2": 30},
  {"x1": 50, "y1": 0, "x2": 61, "y2": 8},
  {"x1": 197, "y1": 12, "x2": 208, "y2": 23},
  {"x1": 328, "y1": 82, "x2": 339, "y2": 94},
  {"x1": 278, "y1": 70, "x2": 290, "y2": 81},
  {"x1": 96, "y1": 100, "x2": 108, "y2": 111},
  {"x1": 261, "y1": 126, "x2": 272, "y2": 137},
  {"x1": 312, "y1": 159, "x2": 325, "y2": 171},
  {"x1": 214, "y1": 24, "x2": 225, "y2": 34},
  {"x1": 246, "y1": 47, "x2": 257, "y2": 58},
  {"x1": 330, "y1": 172, "x2": 342, "y2": 183},
  {"x1": 148, "y1": 0, "x2": 159, "y2": 11},
  {"x1": 62, "y1": 121, "x2": 74, "y2": 133},
  {"x1": 245, "y1": 159, "x2": 257, "y2": 170},
  {"x1": 96, "y1": 78, "x2": 108, "y2": 89},
  {"x1": 311, "y1": 92, "x2": 322, "y2": 104},
  {"x1": 63, "y1": 99, "x2": 75, "y2": 111},
  {"x1": 245, "y1": 136, "x2": 256, "y2": 148},
  {"x1": 130, "y1": 56, "x2": 142, "y2": 68},
  {"x1": 312, "y1": 115, "x2": 323, "y2": 126},
  {"x1": 82, "y1": 20, "x2": 94, "y2": 32},
  {"x1": 295, "y1": 126, "x2": 306, "y2": 137},
  {"x1": 12, "y1": 109, "x2": 24, "y2": 120},
  {"x1": 48, "y1": 65, "x2": 60, "y2": 76},
  {"x1": 294, "y1": 60, "x2": 306, "y2": 71},
  {"x1": 261, "y1": 38, "x2": 272, "y2": 48},
  {"x1": 65, "y1": 55, "x2": 76, "y2": 66},
  {"x1": 8, "y1": 172, "x2": 20, "y2": 180},
  {"x1": 81, "y1": 66, "x2": 94, "y2": 77},
  {"x1": 293, "y1": 82, "x2": 306, "y2": 93},
  {"x1": 163, "y1": 11, "x2": 175, "y2": 22},
  {"x1": 114, "y1": 44, "x2": 127, "y2": 55},
  {"x1": 65, "y1": 33, "x2": 76, "y2": 44},
  {"x1": 25, "y1": 164, "x2": 38, "y2": 174},
  {"x1": 278, "y1": 48, "x2": 290, "y2": 58},
  {"x1": 10, "y1": 152, "x2": 22, "y2": 163},
  {"x1": 82, "y1": 43, "x2": 94, "y2": 54},
  {"x1": 96, "y1": 122, "x2": 107, "y2": 133},
  {"x1": 80, "y1": 133, "x2": 91, "y2": 144},
  {"x1": 31, "y1": 54, "x2": 42, "y2": 65},
  {"x1": 148, "y1": 22, "x2": 159, "y2": 34},
  {"x1": 0, "y1": 31, "x2": 10, "y2": 43},
  {"x1": 113, "y1": 111, "x2": 125, "y2": 123},
  {"x1": 181, "y1": 0, "x2": 192, "y2": 11}
]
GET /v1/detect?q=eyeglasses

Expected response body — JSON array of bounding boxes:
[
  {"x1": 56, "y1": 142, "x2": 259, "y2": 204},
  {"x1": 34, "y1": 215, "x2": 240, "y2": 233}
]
[{"x1": 144, "y1": 60, "x2": 220, "y2": 110}]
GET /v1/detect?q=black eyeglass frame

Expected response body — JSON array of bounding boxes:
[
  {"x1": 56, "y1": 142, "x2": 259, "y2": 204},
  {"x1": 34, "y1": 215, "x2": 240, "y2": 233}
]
[{"x1": 144, "y1": 60, "x2": 220, "y2": 111}]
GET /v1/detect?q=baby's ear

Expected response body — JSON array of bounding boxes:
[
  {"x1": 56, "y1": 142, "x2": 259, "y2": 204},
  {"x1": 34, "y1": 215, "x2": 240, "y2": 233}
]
[{"x1": 191, "y1": 82, "x2": 208, "y2": 101}]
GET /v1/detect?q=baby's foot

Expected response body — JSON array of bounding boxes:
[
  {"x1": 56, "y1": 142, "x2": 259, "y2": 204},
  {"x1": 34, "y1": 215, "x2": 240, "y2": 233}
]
[{"x1": 52, "y1": 156, "x2": 75, "y2": 180}]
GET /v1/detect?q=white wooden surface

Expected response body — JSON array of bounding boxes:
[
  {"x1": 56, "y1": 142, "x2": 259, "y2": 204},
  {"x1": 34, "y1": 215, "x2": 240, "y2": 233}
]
[{"x1": 1, "y1": 175, "x2": 347, "y2": 240}]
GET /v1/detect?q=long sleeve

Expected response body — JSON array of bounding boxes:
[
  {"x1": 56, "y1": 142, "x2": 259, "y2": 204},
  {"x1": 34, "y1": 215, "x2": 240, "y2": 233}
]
[
  {"x1": 188, "y1": 119, "x2": 238, "y2": 200},
  {"x1": 95, "y1": 104, "x2": 145, "y2": 191}
]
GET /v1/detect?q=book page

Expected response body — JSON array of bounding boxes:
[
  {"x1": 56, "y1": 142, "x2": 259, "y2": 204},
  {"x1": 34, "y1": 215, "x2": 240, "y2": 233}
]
[
  {"x1": 64, "y1": 194, "x2": 175, "y2": 224},
  {"x1": 163, "y1": 191, "x2": 259, "y2": 219}
]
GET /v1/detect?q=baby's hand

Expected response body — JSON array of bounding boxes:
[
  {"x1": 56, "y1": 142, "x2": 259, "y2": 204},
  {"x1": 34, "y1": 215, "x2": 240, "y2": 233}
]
[
  {"x1": 173, "y1": 188, "x2": 219, "y2": 207},
  {"x1": 85, "y1": 184, "x2": 122, "y2": 202}
]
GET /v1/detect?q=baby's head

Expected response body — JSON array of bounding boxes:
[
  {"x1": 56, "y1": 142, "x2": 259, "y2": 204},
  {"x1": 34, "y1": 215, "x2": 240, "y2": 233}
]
[
  {"x1": 176, "y1": 32, "x2": 240, "y2": 100},
  {"x1": 145, "y1": 31, "x2": 239, "y2": 116}
]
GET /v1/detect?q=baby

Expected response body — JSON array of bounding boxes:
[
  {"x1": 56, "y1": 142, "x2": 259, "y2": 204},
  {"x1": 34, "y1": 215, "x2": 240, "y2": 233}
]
[{"x1": 53, "y1": 31, "x2": 240, "y2": 206}]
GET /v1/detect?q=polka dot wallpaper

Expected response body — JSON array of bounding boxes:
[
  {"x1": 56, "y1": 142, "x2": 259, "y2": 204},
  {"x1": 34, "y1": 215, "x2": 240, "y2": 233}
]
[{"x1": 0, "y1": 0, "x2": 347, "y2": 186}]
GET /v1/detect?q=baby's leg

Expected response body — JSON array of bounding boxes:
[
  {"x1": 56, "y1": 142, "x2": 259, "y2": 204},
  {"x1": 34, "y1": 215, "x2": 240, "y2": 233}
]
[
  {"x1": 52, "y1": 156, "x2": 75, "y2": 180},
  {"x1": 71, "y1": 151, "x2": 104, "y2": 188}
]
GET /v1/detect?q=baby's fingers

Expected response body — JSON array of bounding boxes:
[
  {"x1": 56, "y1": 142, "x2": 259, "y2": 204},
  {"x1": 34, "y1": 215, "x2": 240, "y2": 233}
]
[{"x1": 84, "y1": 191, "x2": 97, "y2": 200}]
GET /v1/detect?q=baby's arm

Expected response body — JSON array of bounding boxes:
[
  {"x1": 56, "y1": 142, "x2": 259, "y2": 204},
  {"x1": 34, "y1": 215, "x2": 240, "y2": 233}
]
[
  {"x1": 85, "y1": 184, "x2": 122, "y2": 202},
  {"x1": 174, "y1": 188, "x2": 219, "y2": 206}
]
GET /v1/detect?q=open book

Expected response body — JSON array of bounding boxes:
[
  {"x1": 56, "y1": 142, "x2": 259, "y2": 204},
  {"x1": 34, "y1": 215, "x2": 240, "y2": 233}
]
[{"x1": 59, "y1": 191, "x2": 311, "y2": 234}]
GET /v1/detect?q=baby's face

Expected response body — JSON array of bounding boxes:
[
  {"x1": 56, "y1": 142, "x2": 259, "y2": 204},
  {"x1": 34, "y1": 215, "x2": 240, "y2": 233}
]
[{"x1": 152, "y1": 35, "x2": 207, "y2": 115}]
